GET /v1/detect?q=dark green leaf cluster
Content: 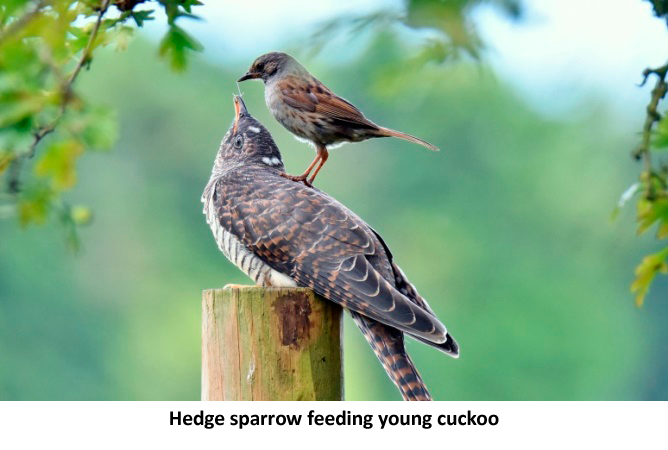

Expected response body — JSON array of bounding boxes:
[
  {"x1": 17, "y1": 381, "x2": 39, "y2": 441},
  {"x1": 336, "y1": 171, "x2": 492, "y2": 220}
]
[
  {"x1": 0, "y1": 0, "x2": 202, "y2": 249},
  {"x1": 157, "y1": 0, "x2": 203, "y2": 71},
  {"x1": 648, "y1": 0, "x2": 668, "y2": 26},
  {"x1": 624, "y1": 3, "x2": 668, "y2": 305}
]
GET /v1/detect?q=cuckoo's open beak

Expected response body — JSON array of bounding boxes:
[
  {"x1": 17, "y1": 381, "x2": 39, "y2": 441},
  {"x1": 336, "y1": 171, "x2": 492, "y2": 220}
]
[
  {"x1": 233, "y1": 95, "x2": 248, "y2": 133},
  {"x1": 238, "y1": 72, "x2": 260, "y2": 82}
]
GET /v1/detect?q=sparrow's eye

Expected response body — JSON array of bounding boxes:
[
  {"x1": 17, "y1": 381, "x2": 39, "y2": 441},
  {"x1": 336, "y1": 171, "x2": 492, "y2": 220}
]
[
  {"x1": 256, "y1": 62, "x2": 265, "y2": 71},
  {"x1": 234, "y1": 135, "x2": 243, "y2": 149}
]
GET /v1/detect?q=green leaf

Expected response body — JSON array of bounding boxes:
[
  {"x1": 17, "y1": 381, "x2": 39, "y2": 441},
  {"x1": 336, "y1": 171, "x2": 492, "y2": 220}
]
[
  {"x1": 158, "y1": 25, "x2": 203, "y2": 72},
  {"x1": 178, "y1": 0, "x2": 204, "y2": 14},
  {"x1": 0, "y1": 151, "x2": 14, "y2": 173},
  {"x1": 631, "y1": 247, "x2": 668, "y2": 307},
  {"x1": 81, "y1": 107, "x2": 118, "y2": 150},
  {"x1": 34, "y1": 138, "x2": 84, "y2": 190},
  {"x1": 405, "y1": 0, "x2": 483, "y2": 58},
  {"x1": 654, "y1": 114, "x2": 668, "y2": 149},
  {"x1": 0, "y1": 90, "x2": 45, "y2": 127},
  {"x1": 67, "y1": 26, "x2": 91, "y2": 54},
  {"x1": 62, "y1": 106, "x2": 118, "y2": 151},
  {"x1": 0, "y1": 127, "x2": 34, "y2": 153},
  {"x1": 131, "y1": 10, "x2": 155, "y2": 27},
  {"x1": 637, "y1": 197, "x2": 668, "y2": 235},
  {"x1": 659, "y1": 223, "x2": 668, "y2": 239},
  {"x1": 17, "y1": 184, "x2": 53, "y2": 226},
  {"x1": 113, "y1": 25, "x2": 134, "y2": 52},
  {"x1": 59, "y1": 203, "x2": 88, "y2": 253}
]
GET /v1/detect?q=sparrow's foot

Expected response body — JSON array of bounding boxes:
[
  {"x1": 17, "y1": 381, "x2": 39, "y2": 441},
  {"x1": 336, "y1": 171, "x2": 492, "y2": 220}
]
[{"x1": 280, "y1": 172, "x2": 313, "y2": 187}]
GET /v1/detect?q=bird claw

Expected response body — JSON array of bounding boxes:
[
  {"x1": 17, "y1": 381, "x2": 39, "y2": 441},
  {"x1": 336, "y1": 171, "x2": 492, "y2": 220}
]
[{"x1": 280, "y1": 172, "x2": 313, "y2": 188}]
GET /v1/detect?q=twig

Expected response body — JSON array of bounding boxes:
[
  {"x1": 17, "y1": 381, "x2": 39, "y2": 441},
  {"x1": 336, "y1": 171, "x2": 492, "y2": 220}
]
[
  {"x1": 28, "y1": 0, "x2": 111, "y2": 158},
  {"x1": 633, "y1": 62, "x2": 668, "y2": 197},
  {"x1": 7, "y1": 156, "x2": 21, "y2": 194},
  {"x1": 6, "y1": 0, "x2": 112, "y2": 194}
]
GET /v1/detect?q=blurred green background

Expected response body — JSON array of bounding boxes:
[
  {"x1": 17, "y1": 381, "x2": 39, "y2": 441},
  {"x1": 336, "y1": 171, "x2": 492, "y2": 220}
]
[{"x1": 2, "y1": 0, "x2": 668, "y2": 400}]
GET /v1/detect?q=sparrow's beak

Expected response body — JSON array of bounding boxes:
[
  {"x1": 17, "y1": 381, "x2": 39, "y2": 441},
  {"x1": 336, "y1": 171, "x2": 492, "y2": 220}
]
[
  {"x1": 233, "y1": 95, "x2": 248, "y2": 133},
  {"x1": 238, "y1": 72, "x2": 259, "y2": 82}
]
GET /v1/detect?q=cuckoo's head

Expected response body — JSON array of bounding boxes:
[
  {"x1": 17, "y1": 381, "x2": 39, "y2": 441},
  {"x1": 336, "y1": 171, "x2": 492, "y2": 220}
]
[{"x1": 216, "y1": 95, "x2": 284, "y2": 171}]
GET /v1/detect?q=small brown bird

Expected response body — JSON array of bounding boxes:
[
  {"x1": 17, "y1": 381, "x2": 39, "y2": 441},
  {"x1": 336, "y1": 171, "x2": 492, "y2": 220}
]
[{"x1": 238, "y1": 52, "x2": 438, "y2": 186}]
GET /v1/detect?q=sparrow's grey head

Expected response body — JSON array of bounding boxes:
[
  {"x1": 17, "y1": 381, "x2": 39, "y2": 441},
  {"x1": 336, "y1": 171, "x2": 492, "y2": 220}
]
[
  {"x1": 238, "y1": 52, "x2": 304, "y2": 83},
  {"x1": 214, "y1": 96, "x2": 284, "y2": 172}
]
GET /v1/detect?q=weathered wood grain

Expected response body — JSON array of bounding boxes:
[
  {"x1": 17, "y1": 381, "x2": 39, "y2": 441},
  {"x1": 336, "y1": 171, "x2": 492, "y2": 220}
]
[{"x1": 202, "y1": 286, "x2": 343, "y2": 401}]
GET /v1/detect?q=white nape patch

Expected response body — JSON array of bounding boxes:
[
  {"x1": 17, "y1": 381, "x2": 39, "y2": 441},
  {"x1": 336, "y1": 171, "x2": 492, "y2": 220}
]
[
  {"x1": 248, "y1": 126, "x2": 261, "y2": 134},
  {"x1": 262, "y1": 156, "x2": 282, "y2": 167}
]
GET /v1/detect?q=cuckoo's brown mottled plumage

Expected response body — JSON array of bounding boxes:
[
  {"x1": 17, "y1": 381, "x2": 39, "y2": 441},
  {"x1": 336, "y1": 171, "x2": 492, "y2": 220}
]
[{"x1": 202, "y1": 96, "x2": 458, "y2": 401}]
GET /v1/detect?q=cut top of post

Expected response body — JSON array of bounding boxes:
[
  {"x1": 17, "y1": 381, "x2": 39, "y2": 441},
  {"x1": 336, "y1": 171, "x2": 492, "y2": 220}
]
[{"x1": 202, "y1": 286, "x2": 343, "y2": 401}]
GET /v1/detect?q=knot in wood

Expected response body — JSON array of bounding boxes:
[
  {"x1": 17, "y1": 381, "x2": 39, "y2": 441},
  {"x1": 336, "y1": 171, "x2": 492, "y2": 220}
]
[{"x1": 272, "y1": 292, "x2": 313, "y2": 349}]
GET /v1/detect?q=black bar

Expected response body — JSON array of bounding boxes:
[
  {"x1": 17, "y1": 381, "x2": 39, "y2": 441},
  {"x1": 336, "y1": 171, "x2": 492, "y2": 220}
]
[{"x1": 169, "y1": 409, "x2": 499, "y2": 430}]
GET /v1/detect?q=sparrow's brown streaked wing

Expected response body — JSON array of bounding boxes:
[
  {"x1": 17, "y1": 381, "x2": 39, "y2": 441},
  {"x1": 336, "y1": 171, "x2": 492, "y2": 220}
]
[
  {"x1": 213, "y1": 168, "x2": 447, "y2": 344},
  {"x1": 277, "y1": 76, "x2": 379, "y2": 130}
]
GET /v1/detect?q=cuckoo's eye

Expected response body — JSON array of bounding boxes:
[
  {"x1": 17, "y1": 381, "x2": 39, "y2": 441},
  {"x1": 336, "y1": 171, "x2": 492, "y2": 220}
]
[{"x1": 234, "y1": 135, "x2": 243, "y2": 149}]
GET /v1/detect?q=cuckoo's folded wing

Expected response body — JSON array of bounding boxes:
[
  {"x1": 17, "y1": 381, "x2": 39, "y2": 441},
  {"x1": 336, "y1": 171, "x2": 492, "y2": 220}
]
[{"x1": 213, "y1": 170, "x2": 447, "y2": 344}]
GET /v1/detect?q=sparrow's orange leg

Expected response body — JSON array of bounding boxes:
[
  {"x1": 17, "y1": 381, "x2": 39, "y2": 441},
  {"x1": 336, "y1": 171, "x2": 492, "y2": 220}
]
[
  {"x1": 307, "y1": 145, "x2": 329, "y2": 185},
  {"x1": 280, "y1": 154, "x2": 320, "y2": 187}
]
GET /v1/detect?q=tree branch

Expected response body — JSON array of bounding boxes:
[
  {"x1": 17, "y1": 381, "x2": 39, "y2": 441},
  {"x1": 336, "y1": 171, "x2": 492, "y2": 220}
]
[
  {"x1": 633, "y1": 62, "x2": 668, "y2": 198},
  {"x1": 6, "y1": 0, "x2": 112, "y2": 194},
  {"x1": 30, "y1": 0, "x2": 111, "y2": 157}
]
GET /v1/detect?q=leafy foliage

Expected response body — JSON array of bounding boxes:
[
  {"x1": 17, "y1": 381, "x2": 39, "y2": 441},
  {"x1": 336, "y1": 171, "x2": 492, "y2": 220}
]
[
  {"x1": 0, "y1": 0, "x2": 202, "y2": 249},
  {"x1": 623, "y1": 4, "x2": 668, "y2": 305},
  {"x1": 311, "y1": 0, "x2": 523, "y2": 63},
  {"x1": 649, "y1": 0, "x2": 668, "y2": 26},
  {"x1": 632, "y1": 247, "x2": 668, "y2": 306}
]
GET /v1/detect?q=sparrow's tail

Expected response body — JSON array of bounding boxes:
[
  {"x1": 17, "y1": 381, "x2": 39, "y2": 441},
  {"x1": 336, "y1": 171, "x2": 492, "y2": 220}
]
[
  {"x1": 377, "y1": 127, "x2": 439, "y2": 151},
  {"x1": 351, "y1": 311, "x2": 432, "y2": 401}
]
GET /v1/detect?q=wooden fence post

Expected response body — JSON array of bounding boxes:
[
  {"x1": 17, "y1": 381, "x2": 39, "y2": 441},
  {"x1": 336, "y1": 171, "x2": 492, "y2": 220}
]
[{"x1": 202, "y1": 286, "x2": 343, "y2": 400}]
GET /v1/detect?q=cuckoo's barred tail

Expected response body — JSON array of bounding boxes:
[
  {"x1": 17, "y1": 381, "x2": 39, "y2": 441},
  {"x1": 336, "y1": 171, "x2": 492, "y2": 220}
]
[{"x1": 351, "y1": 311, "x2": 432, "y2": 401}]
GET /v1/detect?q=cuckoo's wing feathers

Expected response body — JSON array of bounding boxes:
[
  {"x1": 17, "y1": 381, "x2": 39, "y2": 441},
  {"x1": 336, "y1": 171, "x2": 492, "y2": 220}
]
[
  {"x1": 214, "y1": 171, "x2": 447, "y2": 344},
  {"x1": 295, "y1": 252, "x2": 443, "y2": 338},
  {"x1": 368, "y1": 226, "x2": 459, "y2": 356}
]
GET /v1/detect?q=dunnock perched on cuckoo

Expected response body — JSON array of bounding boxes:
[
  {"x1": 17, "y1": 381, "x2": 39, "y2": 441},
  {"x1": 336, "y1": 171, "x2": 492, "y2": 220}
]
[{"x1": 238, "y1": 52, "x2": 438, "y2": 186}]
